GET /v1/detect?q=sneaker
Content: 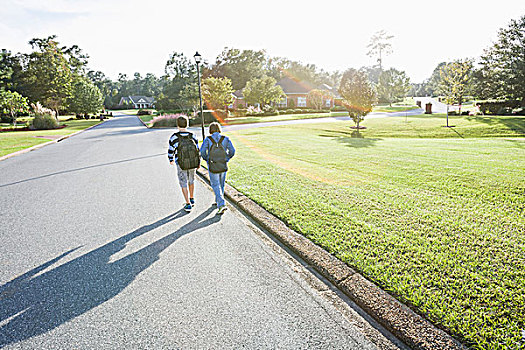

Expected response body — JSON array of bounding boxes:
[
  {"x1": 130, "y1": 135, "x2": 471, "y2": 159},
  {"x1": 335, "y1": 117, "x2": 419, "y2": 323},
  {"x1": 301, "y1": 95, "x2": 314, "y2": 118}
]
[
  {"x1": 190, "y1": 198, "x2": 195, "y2": 207},
  {"x1": 183, "y1": 203, "x2": 192, "y2": 212},
  {"x1": 217, "y1": 206, "x2": 227, "y2": 215}
]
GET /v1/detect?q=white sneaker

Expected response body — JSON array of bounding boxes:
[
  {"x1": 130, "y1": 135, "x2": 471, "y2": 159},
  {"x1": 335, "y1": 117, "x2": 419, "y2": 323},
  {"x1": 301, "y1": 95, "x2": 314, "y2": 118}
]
[{"x1": 217, "y1": 206, "x2": 227, "y2": 215}]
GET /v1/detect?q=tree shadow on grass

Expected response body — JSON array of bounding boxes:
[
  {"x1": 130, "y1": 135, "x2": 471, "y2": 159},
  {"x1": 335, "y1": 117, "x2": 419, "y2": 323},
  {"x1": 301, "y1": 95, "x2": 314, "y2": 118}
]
[
  {"x1": 0, "y1": 207, "x2": 220, "y2": 348},
  {"x1": 318, "y1": 129, "x2": 381, "y2": 148},
  {"x1": 466, "y1": 116, "x2": 525, "y2": 135}
]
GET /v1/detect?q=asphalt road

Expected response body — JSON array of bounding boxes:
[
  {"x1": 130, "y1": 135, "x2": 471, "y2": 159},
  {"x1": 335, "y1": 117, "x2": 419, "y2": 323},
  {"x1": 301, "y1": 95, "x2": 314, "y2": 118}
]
[{"x1": 0, "y1": 114, "x2": 405, "y2": 349}]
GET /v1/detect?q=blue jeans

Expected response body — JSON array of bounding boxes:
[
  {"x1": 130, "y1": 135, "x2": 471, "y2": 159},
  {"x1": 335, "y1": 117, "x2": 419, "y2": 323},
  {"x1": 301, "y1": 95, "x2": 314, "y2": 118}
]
[{"x1": 208, "y1": 171, "x2": 226, "y2": 208}]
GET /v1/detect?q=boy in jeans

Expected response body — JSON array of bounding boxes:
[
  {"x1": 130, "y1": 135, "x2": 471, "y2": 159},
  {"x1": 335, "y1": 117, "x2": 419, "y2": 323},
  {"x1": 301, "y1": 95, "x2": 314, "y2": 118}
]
[
  {"x1": 200, "y1": 122, "x2": 235, "y2": 215},
  {"x1": 168, "y1": 115, "x2": 200, "y2": 212}
]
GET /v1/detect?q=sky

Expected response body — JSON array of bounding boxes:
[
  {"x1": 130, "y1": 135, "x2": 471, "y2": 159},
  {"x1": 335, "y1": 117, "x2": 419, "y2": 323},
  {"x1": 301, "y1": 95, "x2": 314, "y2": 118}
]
[{"x1": 0, "y1": 0, "x2": 523, "y2": 83}]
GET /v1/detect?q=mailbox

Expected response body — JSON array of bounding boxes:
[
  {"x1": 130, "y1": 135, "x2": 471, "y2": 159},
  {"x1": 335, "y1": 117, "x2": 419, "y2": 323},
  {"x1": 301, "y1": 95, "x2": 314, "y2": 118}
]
[{"x1": 425, "y1": 103, "x2": 432, "y2": 114}]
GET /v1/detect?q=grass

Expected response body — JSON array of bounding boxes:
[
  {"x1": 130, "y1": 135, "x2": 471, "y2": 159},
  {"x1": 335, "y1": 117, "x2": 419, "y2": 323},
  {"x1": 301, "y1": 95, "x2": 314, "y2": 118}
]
[
  {"x1": 223, "y1": 112, "x2": 344, "y2": 125},
  {"x1": 221, "y1": 105, "x2": 418, "y2": 126},
  {"x1": 224, "y1": 115, "x2": 525, "y2": 349},
  {"x1": 0, "y1": 119, "x2": 105, "y2": 157},
  {"x1": 373, "y1": 105, "x2": 420, "y2": 113},
  {"x1": 137, "y1": 114, "x2": 155, "y2": 124},
  {"x1": 107, "y1": 109, "x2": 141, "y2": 115}
]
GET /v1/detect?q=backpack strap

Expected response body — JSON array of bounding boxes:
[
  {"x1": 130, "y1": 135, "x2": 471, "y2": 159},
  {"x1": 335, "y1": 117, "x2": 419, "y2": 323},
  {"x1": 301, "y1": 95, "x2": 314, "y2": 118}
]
[
  {"x1": 170, "y1": 132, "x2": 181, "y2": 147},
  {"x1": 207, "y1": 136, "x2": 218, "y2": 147},
  {"x1": 218, "y1": 136, "x2": 225, "y2": 147}
]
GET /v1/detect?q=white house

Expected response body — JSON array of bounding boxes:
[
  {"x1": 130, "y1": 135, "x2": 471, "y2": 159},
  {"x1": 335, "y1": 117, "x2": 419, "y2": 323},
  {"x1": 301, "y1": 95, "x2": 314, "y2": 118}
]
[{"x1": 119, "y1": 96, "x2": 155, "y2": 109}]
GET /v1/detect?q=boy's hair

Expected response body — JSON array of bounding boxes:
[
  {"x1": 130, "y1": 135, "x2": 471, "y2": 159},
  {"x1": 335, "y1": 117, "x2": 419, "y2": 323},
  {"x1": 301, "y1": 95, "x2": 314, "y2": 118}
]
[
  {"x1": 177, "y1": 115, "x2": 189, "y2": 128},
  {"x1": 209, "y1": 122, "x2": 221, "y2": 134}
]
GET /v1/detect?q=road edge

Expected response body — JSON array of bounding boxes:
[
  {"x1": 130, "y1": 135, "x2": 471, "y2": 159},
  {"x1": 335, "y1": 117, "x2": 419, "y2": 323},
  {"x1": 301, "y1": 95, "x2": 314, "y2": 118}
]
[
  {"x1": 196, "y1": 168, "x2": 466, "y2": 350},
  {"x1": 0, "y1": 118, "x2": 112, "y2": 162}
]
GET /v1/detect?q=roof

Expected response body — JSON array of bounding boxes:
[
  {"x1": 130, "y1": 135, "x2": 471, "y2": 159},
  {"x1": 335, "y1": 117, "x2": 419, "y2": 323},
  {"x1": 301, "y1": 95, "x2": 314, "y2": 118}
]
[
  {"x1": 128, "y1": 96, "x2": 155, "y2": 104},
  {"x1": 276, "y1": 77, "x2": 313, "y2": 94},
  {"x1": 232, "y1": 89, "x2": 244, "y2": 98},
  {"x1": 317, "y1": 84, "x2": 341, "y2": 98}
]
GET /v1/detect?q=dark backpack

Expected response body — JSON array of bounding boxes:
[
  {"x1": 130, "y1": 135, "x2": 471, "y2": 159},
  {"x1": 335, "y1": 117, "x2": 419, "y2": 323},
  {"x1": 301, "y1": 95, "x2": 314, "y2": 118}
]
[
  {"x1": 175, "y1": 132, "x2": 200, "y2": 170},
  {"x1": 208, "y1": 135, "x2": 228, "y2": 173}
]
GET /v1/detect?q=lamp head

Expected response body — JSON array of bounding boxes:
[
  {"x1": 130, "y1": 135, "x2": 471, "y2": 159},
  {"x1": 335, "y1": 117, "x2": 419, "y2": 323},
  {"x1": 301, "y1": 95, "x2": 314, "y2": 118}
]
[{"x1": 194, "y1": 51, "x2": 202, "y2": 64}]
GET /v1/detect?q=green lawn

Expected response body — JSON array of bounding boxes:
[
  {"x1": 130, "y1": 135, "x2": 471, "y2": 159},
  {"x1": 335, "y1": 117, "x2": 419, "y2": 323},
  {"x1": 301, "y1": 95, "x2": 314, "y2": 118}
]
[
  {"x1": 0, "y1": 119, "x2": 105, "y2": 157},
  {"x1": 107, "y1": 109, "x2": 141, "y2": 115},
  {"x1": 223, "y1": 106, "x2": 419, "y2": 125},
  {"x1": 373, "y1": 105, "x2": 420, "y2": 113},
  {"x1": 225, "y1": 115, "x2": 525, "y2": 349},
  {"x1": 224, "y1": 112, "x2": 343, "y2": 125},
  {"x1": 138, "y1": 115, "x2": 155, "y2": 124}
]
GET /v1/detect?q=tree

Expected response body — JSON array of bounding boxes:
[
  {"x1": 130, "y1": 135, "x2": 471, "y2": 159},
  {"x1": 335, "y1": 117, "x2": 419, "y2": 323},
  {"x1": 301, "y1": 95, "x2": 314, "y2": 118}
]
[
  {"x1": 307, "y1": 89, "x2": 331, "y2": 110},
  {"x1": 0, "y1": 50, "x2": 16, "y2": 89},
  {"x1": 206, "y1": 48, "x2": 266, "y2": 90},
  {"x1": 366, "y1": 30, "x2": 394, "y2": 70},
  {"x1": 268, "y1": 57, "x2": 337, "y2": 87},
  {"x1": 19, "y1": 36, "x2": 74, "y2": 117},
  {"x1": 475, "y1": 15, "x2": 525, "y2": 102},
  {"x1": 201, "y1": 77, "x2": 234, "y2": 110},
  {"x1": 0, "y1": 90, "x2": 29, "y2": 126},
  {"x1": 156, "y1": 52, "x2": 198, "y2": 110},
  {"x1": 178, "y1": 83, "x2": 200, "y2": 111},
  {"x1": 377, "y1": 68, "x2": 410, "y2": 106},
  {"x1": 427, "y1": 62, "x2": 447, "y2": 96},
  {"x1": 338, "y1": 68, "x2": 376, "y2": 129},
  {"x1": 67, "y1": 78, "x2": 103, "y2": 116},
  {"x1": 437, "y1": 59, "x2": 473, "y2": 117},
  {"x1": 360, "y1": 66, "x2": 382, "y2": 85},
  {"x1": 243, "y1": 76, "x2": 285, "y2": 107}
]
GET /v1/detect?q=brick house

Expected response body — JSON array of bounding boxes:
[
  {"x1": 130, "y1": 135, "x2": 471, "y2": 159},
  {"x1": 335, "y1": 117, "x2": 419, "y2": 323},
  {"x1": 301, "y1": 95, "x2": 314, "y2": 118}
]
[{"x1": 231, "y1": 77, "x2": 341, "y2": 109}]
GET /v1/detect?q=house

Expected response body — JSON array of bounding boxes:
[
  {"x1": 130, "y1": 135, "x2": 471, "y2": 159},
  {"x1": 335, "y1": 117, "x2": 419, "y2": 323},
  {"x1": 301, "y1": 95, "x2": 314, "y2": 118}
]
[
  {"x1": 119, "y1": 96, "x2": 155, "y2": 109},
  {"x1": 231, "y1": 77, "x2": 341, "y2": 109},
  {"x1": 232, "y1": 89, "x2": 246, "y2": 109}
]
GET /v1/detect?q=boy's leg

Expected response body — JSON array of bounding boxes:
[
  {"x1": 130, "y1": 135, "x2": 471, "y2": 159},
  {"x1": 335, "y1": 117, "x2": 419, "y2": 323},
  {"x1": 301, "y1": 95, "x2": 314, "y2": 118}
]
[
  {"x1": 219, "y1": 172, "x2": 226, "y2": 195},
  {"x1": 176, "y1": 165, "x2": 191, "y2": 205},
  {"x1": 209, "y1": 171, "x2": 225, "y2": 208},
  {"x1": 181, "y1": 186, "x2": 190, "y2": 204},
  {"x1": 188, "y1": 169, "x2": 196, "y2": 201}
]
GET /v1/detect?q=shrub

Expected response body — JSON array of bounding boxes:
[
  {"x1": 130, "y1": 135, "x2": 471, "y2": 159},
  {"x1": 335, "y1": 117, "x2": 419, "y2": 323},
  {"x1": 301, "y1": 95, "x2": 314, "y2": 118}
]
[
  {"x1": 151, "y1": 114, "x2": 184, "y2": 128},
  {"x1": 246, "y1": 106, "x2": 263, "y2": 116},
  {"x1": 157, "y1": 109, "x2": 185, "y2": 115},
  {"x1": 1, "y1": 114, "x2": 10, "y2": 123},
  {"x1": 215, "y1": 109, "x2": 228, "y2": 119},
  {"x1": 137, "y1": 109, "x2": 153, "y2": 116},
  {"x1": 331, "y1": 105, "x2": 346, "y2": 112},
  {"x1": 30, "y1": 114, "x2": 59, "y2": 130},
  {"x1": 476, "y1": 100, "x2": 520, "y2": 115},
  {"x1": 189, "y1": 111, "x2": 219, "y2": 126},
  {"x1": 233, "y1": 108, "x2": 247, "y2": 117}
]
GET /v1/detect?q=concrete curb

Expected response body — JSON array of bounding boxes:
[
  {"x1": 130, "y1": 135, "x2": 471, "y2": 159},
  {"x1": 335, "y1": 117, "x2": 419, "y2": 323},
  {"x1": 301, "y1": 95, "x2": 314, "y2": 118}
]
[
  {"x1": 135, "y1": 115, "x2": 149, "y2": 128},
  {"x1": 0, "y1": 118, "x2": 111, "y2": 162},
  {"x1": 197, "y1": 168, "x2": 466, "y2": 350}
]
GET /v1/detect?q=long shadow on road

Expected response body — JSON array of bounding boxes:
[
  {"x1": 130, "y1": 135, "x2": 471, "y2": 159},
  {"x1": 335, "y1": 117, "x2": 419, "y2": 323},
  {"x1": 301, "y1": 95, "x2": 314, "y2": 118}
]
[
  {"x1": 0, "y1": 153, "x2": 164, "y2": 189},
  {"x1": 0, "y1": 207, "x2": 220, "y2": 348}
]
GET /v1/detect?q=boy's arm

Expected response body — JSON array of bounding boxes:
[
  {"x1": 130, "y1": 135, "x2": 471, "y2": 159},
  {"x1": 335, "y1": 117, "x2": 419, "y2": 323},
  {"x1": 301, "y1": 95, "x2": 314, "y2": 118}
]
[
  {"x1": 168, "y1": 134, "x2": 178, "y2": 163},
  {"x1": 199, "y1": 138, "x2": 209, "y2": 162},
  {"x1": 226, "y1": 137, "x2": 236, "y2": 161}
]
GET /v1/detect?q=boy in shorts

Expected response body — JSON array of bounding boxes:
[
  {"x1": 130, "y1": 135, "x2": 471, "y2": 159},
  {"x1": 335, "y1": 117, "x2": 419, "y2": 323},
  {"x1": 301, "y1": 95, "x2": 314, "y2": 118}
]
[{"x1": 168, "y1": 115, "x2": 200, "y2": 212}]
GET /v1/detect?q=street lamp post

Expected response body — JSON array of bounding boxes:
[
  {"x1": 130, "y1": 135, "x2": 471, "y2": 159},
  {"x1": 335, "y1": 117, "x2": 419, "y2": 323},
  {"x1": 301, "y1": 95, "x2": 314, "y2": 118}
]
[{"x1": 194, "y1": 51, "x2": 205, "y2": 141}]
